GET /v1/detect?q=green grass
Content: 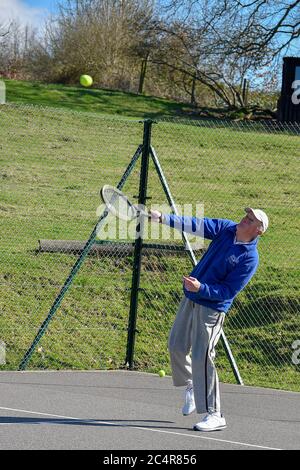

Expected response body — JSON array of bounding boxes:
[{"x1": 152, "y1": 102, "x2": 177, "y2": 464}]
[
  {"x1": 3, "y1": 79, "x2": 194, "y2": 118},
  {"x1": 0, "y1": 85, "x2": 299, "y2": 391}
]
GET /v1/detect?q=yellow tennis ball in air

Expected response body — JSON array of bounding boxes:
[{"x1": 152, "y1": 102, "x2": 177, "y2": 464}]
[
  {"x1": 80, "y1": 74, "x2": 93, "y2": 87},
  {"x1": 158, "y1": 369, "x2": 165, "y2": 377}
]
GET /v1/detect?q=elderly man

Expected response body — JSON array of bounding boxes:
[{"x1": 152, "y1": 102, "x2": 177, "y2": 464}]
[{"x1": 150, "y1": 207, "x2": 268, "y2": 432}]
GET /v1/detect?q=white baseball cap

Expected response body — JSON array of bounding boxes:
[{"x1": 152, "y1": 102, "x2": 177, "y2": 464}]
[{"x1": 245, "y1": 207, "x2": 269, "y2": 233}]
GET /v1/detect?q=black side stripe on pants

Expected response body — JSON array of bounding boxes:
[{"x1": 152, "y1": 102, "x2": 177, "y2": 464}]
[
  {"x1": 209, "y1": 315, "x2": 225, "y2": 410},
  {"x1": 205, "y1": 314, "x2": 224, "y2": 412}
]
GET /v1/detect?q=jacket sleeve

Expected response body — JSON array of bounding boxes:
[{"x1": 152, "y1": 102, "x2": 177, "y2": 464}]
[
  {"x1": 162, "y1": 215, "x2": 234, "y2": 240},
  {"x1": 188, "y1": 254, "x2": 259, "y2": 302}
]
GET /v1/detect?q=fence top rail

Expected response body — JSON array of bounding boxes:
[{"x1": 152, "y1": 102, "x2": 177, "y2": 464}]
[
  {"x1": 1, "y1": 101, "x2": 300, "y2": 135},
  {"x1": 0, "y1": 102, "x2": 142, "y2": 124},
  {"x1": 155, "y1": 115, "x2": 300, "y2": 135}
]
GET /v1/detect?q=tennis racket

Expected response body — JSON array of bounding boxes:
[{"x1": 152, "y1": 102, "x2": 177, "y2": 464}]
[{"x1": 100, "y1": 185, "x2": 149, "y2": 221}]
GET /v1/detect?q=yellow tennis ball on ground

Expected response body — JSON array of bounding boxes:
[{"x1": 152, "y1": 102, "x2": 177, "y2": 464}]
[
  {"x1": 80, "y1": 74, "x2": 93, "y2": 87},
  {"x1": 158, "y1": 369, "x2": 165, "y2": 377}
]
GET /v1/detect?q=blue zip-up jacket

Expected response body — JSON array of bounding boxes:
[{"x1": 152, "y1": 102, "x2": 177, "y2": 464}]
[{"x1": 163, "y1": 215, "x2": 259, "y2": 313}]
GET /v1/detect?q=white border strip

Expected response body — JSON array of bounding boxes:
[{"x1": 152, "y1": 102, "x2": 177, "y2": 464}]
[{"x1": 0, "y1": 406, "x2": 281, "y2": 450}]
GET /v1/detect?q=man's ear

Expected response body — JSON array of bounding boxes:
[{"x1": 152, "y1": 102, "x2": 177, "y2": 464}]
[{"x1": 257, "y1": 227, "x2": 263, "y2": 236}]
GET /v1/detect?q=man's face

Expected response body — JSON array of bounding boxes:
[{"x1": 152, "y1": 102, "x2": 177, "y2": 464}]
[{"x1": 237, "y1": 211, "x2": 263, "y2": 240}]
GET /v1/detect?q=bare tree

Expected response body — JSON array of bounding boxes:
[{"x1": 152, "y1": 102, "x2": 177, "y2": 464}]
[
  {"x1": 150, "y1": 16, "x2": 265, "y2": 107},
  {"x1": 149, "y1": 0, "x2": 296, "y2": 107},
  {"x1": 0, "y1": 22, "x2": 10, "y2": 38},
  {"x1": 161, "y1": 0, "x2": 300, "y2": 58},
  {"x1": 0, "y1": 20, "x2": 37, "y2": 79},
  {"x1": 29, "y1": 0, "x2": 157, "y2": 91},
  {"x1": 221, "y1": 0, "x2": 300, "y2": 57}
]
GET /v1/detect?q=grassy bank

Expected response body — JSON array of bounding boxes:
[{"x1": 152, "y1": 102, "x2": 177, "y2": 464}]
[{"x1": 3, "y1": 79, "x2": 194, "y2": 118}]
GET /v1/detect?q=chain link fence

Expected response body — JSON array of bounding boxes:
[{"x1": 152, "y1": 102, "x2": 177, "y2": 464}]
[{"x1": 0, "y1": 103, "x2": 299, "y2": 391}]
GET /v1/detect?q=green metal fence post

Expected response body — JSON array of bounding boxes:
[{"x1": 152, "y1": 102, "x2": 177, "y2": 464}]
[{"x1": 125, "y1": 120, "x2": 153, "y2": 369}]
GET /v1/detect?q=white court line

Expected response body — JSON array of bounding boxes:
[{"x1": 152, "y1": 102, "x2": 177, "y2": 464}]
[{"x1": 0, "y1": 406, "x2": 281, "y2": 450}]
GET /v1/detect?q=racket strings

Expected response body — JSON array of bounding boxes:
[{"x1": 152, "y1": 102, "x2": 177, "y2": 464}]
[{"x1": 102, "y1": 187, "x2": 137, "y2": 221}]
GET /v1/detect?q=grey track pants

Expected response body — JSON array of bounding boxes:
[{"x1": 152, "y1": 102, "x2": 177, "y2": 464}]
[{"x1": 168, "y1": 296, "x2": 225, "y2": 414}]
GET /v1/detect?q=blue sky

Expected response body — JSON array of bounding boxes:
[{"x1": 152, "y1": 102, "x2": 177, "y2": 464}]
[
  {"x1": 0, "y1": 0, "x2": 60, "y2": 28},
  {"x1": 23, "y1": 0, "x2": 59, "y2": 12},
  {"x1": 25, "y1": 0, "x2": 55, "y2": 6}
]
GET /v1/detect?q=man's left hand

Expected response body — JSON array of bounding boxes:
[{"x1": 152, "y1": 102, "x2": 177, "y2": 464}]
[{"x1": 183, "y1": 276, "x2": 201, "y2": 293}]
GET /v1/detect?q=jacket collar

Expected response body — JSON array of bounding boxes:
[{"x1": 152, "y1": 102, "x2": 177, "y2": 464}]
[{"x1": 229, "y1": 224, "x2": 259, "y2": 248}]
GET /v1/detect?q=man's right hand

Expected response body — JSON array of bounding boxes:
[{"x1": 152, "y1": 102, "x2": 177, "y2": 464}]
[{"x1": 149, "y1": 210, "x2": 162, "y2": 223}]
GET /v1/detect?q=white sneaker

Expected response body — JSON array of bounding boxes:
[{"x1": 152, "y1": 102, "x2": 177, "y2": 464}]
[
  {"x1": 182, "y1": 385, "x2": 196, "y2": 416},
  {"x1": 193, "y1": 413, "x2": 227, "y2": 432}
]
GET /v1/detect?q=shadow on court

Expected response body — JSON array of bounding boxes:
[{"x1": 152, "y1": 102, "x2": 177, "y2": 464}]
[{"x1": 0, "y1": 416, "x2": 178, "y2": 428}]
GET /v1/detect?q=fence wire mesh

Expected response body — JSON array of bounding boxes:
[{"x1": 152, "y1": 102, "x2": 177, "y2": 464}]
[{"x1": 0, "y1": 103, "x2": 299, "y2": 391}]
